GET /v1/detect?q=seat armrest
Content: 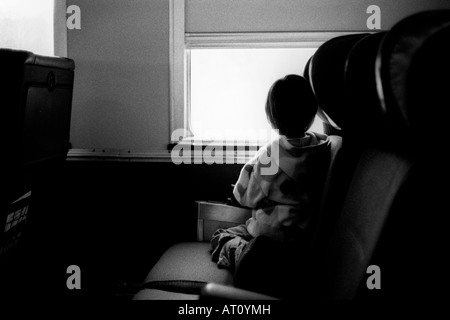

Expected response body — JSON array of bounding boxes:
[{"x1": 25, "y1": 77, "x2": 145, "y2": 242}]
[
  {"x1": 200, "y1": 283, "x2": 278, "y2": 300},
  {"x1": 196, "y1": 201, "x2": 252, "y2": 242}
]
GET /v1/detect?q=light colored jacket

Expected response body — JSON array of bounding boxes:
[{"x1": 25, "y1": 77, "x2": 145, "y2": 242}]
[{"x1": 233, "y1": 131, "x2": 330, "y2": 241}]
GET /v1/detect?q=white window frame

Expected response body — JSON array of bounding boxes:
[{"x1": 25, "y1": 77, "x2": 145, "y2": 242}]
[
  {"x1": 169, "y1": 1, "x2": 361, "y2": 145},
  {"x1": 54, "y1": 0, "x2": 68, "y2": 57},
  {"x1": 169, "y1": 0, "x2": 186, "y2": 143}
]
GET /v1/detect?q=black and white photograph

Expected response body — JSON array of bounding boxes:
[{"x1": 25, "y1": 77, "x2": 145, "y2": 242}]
[{"x1": 1, "y1": 0, "x2": 449, "y2": 314}]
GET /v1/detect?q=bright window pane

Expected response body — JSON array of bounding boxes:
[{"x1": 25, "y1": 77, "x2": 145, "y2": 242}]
[
  {"x1": 190, "y1": 47, "x2": 321, "y2": 142},
  {"x1": 0, "y1": 0, "x2": 54, "y2": 56}
]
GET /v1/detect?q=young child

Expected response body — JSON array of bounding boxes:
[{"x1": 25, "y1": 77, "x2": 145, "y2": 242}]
[{"x1": 211, "y1": 74, "x2": 331, "y2": 272}]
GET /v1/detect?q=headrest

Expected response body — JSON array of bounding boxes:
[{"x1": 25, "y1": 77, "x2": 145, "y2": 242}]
[
  {"x1": 376, "y1": 10, "x2": 450, "y2": 141},
  {"x1": 304, "y1": 55, "x2": 338, "y2": 135},
  {"x1": 309, "y1": 34, "x2": 369, "y2": 130},
  {"x1": 344, "y1": 32, "x2": 387, "y2": 140}
]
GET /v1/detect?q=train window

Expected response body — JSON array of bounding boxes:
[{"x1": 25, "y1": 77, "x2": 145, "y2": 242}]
[
  {"x1": 189, "y1": 47, "x2": 322, "y2": 143},
  {"x1": 0, "y1": 0, "x2": 54, "y2": 56},
  {"x1": 169, "y1": 1, "x2": 352, "y2": 147}
]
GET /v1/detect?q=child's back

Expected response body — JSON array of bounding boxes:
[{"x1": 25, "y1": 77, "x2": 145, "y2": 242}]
[{"x1": 234, "y1": 131, "x2": 330, "y2": 241}]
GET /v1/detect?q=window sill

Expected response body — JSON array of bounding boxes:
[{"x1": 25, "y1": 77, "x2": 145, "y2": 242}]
[
  {"x1": 67, "y1": 149, "x2": 173, "y2": 163},
  {"x1": 67, "y1": 146, "x2": 258, "y2": 164}
]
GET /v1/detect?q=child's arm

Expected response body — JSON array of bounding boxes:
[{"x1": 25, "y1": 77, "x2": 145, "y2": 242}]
[{"x1": 233, "y1": 162, "x2": 266, "y2": 209}]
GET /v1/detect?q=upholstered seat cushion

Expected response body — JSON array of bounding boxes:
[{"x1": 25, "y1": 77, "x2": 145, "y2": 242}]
[
  {"x1": 133, "y1": 242, "x2": 233, "y2": 300},
  {"x1": 144, "y1": 242, "x2": 233, "y2": 285}
]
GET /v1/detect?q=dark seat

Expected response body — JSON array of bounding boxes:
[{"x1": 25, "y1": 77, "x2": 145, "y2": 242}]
[
  {"x1": 314, "y1": 10, "x2": 450, "y2": 299},
  {"x1": 358, "y1": 10, "x2": 450, "y2": 299},
  {"x1": 306, "y1": 33, "x2": 370, "y2": 256}
]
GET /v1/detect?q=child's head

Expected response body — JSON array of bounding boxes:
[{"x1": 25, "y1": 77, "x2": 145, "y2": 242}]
[{"x1": 265, "y1": 74, "x2": 318, "y2": 138}]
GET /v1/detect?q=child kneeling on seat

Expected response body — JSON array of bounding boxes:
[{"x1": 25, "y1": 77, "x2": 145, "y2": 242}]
[{"x1": 211, "y1": 74, "x2": 330, "y2": 272}]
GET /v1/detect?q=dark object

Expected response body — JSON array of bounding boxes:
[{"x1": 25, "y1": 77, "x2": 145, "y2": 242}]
[
  {"x1": 0, "y1": 48, "x2": 75, "y2": 168},
  {"x1": 0, "y1": 49, "x2": 75, "y2": 274}
]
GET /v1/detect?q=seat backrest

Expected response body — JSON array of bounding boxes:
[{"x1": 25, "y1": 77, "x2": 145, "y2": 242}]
[
  {"x1": 316, "y1": 10, "x2": 450, "y2": 300},
  {"x1": 305, "y1": 33, "x2": 369, "y2": 256},
  {"x1": 364, "y1": 10, "x2": 450, "y2": 299},
  {"x1": 311, "y1": 31, "x2": 409, "y2": 299}
]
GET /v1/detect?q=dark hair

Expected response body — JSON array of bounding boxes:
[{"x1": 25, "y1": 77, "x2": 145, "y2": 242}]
[{"x1": 265, "y1": 74, "x2": 318, "y2": 138}]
